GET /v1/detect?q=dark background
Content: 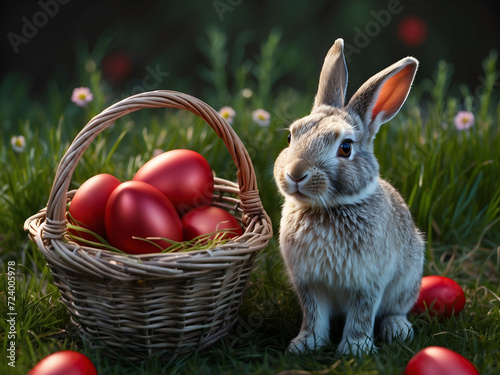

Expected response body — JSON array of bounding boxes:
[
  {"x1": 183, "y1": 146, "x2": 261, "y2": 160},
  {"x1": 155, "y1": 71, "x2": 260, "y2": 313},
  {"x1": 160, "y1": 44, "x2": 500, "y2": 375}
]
[{"x1": 1, "y1": 0, "x2": 499, "y2": 99}]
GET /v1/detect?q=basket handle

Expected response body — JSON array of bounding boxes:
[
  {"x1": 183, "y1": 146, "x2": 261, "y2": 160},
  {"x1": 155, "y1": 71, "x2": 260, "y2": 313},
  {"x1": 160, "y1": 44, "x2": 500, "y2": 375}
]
[{"x1": 43, "y1": 90, "x2": 263, "y2": 240}]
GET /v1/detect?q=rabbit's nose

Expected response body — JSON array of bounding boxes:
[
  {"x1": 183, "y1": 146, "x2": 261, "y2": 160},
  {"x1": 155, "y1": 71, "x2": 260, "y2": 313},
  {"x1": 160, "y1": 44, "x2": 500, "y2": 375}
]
[
  {"x1": 286, "y1": 172, "x2": 310, "y2": 183},
  {"x1": 285, "y1": 159, "x2": 311, "y2": 185},
  {"x1": 285, "y1": 170, "x2": 312, "y2": 188}
]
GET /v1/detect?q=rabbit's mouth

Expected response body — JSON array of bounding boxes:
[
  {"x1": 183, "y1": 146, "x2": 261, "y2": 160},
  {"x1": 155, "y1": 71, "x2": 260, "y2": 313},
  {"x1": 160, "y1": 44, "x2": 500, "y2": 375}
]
[
  {"x1": 281, "y1": 169, "x2": 330, "y2": 206},
  {"x1": 282, "y1": 177, "x2": 310, "y2": 200},
  {"x1": 286, "y1": 186, "x2": 317, "y2": 206},
  {"x1": 291, "y1": 190, "x2": 310, "y2": 202}
]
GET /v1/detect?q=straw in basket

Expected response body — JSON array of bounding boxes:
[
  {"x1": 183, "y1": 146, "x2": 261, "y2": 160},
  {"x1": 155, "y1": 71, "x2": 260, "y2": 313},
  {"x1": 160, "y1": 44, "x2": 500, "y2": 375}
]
[{"x1": 24, "y1": 90, "x2": 273, "y2": 360}]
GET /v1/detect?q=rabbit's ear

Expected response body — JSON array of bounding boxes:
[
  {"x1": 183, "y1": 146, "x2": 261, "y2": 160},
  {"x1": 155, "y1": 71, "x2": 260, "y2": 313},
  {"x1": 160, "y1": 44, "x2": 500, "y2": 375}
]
[
  {"x1": 313, "y1": 38, "x2": 348, "y2": 110},
  {"x1": 346, "y1": 57, "x2": 418, "y2": 138}
]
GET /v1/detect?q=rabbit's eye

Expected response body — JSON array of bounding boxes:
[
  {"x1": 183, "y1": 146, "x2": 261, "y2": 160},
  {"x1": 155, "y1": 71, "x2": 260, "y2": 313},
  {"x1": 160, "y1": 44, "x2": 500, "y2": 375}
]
[
  {"x1": 287, "y1": 133, "x2": 291, "y2": 145},
  {"x1": 337, "y1": 140, "x2": 352, "y2": 158}
]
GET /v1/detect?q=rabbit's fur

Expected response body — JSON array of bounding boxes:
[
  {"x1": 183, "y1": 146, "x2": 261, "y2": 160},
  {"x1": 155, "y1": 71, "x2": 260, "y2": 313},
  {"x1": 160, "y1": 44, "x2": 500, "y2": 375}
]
[{"x1": 274, "y1": 39, "x2": 424, "y2": 355}]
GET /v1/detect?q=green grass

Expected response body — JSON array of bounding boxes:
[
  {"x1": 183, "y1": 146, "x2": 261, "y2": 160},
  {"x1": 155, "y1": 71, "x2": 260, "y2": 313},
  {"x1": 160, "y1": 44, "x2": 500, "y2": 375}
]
[{"x1": 1, "y1": 30, "x2": 500, "y2": 374}]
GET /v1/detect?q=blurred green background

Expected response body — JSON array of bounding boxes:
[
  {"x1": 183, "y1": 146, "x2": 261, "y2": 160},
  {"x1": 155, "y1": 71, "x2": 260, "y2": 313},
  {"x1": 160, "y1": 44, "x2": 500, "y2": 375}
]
[{"x1": 1, "y1": 0, "x2": 499, "y2": 99}]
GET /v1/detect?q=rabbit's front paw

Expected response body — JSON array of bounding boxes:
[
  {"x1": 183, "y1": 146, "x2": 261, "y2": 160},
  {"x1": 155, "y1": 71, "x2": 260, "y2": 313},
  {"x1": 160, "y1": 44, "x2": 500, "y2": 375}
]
[
  {"x1": 379, "y1": 315, "x2": 413, "y2": 344},
  {"x1": 287, "y1": 331, "x2": 328, "y2": 354},
  {"x1": 337, "y1": 336, "x2": 375, "y2": 356}
]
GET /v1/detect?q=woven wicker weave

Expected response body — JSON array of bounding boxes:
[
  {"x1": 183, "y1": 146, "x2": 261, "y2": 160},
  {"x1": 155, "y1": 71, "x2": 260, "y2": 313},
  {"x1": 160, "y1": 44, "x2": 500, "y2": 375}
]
[{"x1": 24, "y1": 90, "x2": 273, "y2": 360}]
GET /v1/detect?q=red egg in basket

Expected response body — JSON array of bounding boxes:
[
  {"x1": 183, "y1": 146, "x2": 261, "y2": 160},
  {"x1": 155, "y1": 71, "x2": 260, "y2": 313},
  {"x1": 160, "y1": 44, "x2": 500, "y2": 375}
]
[
  {"x1": 181, "y1": 205, "x2": 243, "y2": 241},
  {"x1": 133, "y1": 149, "x2": 214, "y2": 214},
  {"x1": 105, "y1": 181, "x2": 183, "y2": 254},
  {"x1": 68, "y1": 173, "x2": 121, "y2": 242}
]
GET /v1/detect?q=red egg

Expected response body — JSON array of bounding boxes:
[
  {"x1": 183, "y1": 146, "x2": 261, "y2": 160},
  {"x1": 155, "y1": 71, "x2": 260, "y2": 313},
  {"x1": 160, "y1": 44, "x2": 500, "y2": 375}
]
[
  {"x1": 102, "y1": 51, "x2": 132, "y2": 83},
  {"x1": 404, "y1": 346, "x2": 479, "y2": 375},
  {"x1": 412, "y1": 276, "x2": 465, "y2": 318},
  {"x1": 27, "y1": 350, "x2": 97, "y2": 375},
  {"x1": 133, "y1": 149, "x2": 214, "y2": 214},
  {"x1": 105, "y1": 181, "x2": 183, "y2": 254},
  {"x1": 181, "y1": 205, "x2": 243, "y2": 241},
  {"x1": 397, "y1": 15, "x2": 428, "y2": 47},
  {"x1": 68, "y1": 173, "x2": 121, "y2": 242}
]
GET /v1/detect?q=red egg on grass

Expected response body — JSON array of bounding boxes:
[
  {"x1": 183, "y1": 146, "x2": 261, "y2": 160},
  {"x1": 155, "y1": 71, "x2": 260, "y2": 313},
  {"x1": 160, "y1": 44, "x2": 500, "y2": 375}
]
[
  {"x1": 27, "y1": 350, "x2": 97, "y2": 375},
  {"x1": 412, "y1": 276, "x2": 465, "y2": 319},
  {"x1": 404, "y1": 346, "x2": 479, "y2": 375}
]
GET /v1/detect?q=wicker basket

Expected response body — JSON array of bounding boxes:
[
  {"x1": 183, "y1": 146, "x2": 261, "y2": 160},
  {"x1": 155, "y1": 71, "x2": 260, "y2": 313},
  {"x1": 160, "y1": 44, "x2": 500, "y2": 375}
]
[{"x1": 24, "y1": 90, "x2": 273, "y2": 360}]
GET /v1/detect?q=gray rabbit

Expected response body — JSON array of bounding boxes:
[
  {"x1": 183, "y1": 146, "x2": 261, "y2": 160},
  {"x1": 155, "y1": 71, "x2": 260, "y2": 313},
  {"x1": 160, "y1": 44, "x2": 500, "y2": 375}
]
[{"x1": 274, "y1": 39, "x2": 424, "y2": 355}]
